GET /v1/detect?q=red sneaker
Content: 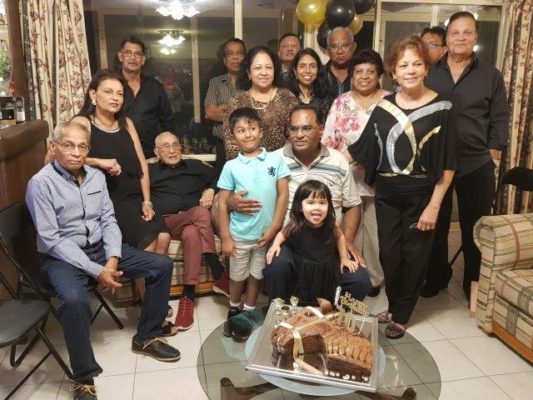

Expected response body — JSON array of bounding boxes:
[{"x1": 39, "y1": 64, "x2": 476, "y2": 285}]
[
  {"x1": 174, "y1": 297, "x2": 194, "y2": 331},
  {"x1": 213, "y1": 272, "x2": 230, "y2": 298}
]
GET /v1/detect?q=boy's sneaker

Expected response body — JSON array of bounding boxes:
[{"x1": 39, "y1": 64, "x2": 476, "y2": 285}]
[
  {"x1": 213, "y1": 272, "x2": 230, "y2": 298},
  {"x1": 230, "y1": 308, "x2": 264, "y2": 342},
  {"x1": 174, "y1": 297, "x2": 194, "y2": 331},
  {"x1": 223, "y1": 306, "x2": 241, "y2": 337}
]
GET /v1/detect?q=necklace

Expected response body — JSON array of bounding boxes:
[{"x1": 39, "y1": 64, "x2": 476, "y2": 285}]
[
  {"x1": 249, "y1": 89, "x2": 276, "y2": 110},
  {"x1": 92, "y1": 116, "x2": 119, "y2": 133},
  {"x1": 352, "y1": 89, "x2": 381, "y2": 113},
  {"x1": 299, "y1": 88, "x2": 312, "y2": 104}
]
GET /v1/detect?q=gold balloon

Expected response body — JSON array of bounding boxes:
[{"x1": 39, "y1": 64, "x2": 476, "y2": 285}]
[
  {"x1": 296, "y1": 0, "x2": 327, "y2": 26},
  {"x1": 348, "y1": 14, "x2": 364, "y2": 35}
]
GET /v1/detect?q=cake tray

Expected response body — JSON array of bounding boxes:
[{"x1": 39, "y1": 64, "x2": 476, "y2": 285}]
[{"x1": 245, "y1": 303, "x2": 379, "y2": 392}]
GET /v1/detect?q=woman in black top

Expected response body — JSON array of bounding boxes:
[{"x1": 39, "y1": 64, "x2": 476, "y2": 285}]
[
  {"x1": 73, "y1": 69, "x2": 169, "y2": 253},
  {"x1": 345, "y1": 36, "x2": 457, "y2": 339},
  {"x1": 287, "y1": 48, "x2": 333, "y2": 119}
]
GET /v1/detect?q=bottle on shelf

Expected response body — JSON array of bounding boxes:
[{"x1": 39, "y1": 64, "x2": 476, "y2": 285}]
[
  {"x1": 3, "y1": 97, "x2": 14, "y2": 120},
  {"x1": 15, "y1": 96, "x2": 25, "y2": 123}
]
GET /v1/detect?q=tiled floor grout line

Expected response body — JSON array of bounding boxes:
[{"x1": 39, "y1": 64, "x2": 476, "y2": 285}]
[{"x1": 486, "y1": 374, "x2": 518, "y2": 400}]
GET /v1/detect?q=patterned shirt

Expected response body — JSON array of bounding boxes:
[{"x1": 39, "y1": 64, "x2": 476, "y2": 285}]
[
  {"x1": 322, "y1": 90, "x2": 391, "y2": 196},
  {"x1": 205, "y1": 74, "x2": 238, "y2": 139},
  {"x1": 26, "y1": 161, "x2": 122, "y2": 278},
  {"x1": 277, "y1": 143, "x2": 360, "y2": 225},
  {"x1": 222, "y1": 88, "x2": 298, "y2": 160}
]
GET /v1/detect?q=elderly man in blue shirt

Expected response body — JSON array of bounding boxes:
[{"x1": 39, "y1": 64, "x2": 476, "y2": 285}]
[{"x1": 26, "y1": 121, "x2": 180, "y2": 400}]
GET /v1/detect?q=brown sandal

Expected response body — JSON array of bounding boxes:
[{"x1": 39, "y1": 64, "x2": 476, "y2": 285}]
[
  {"x1": 385, "y1": 321, "x2": 406, "y2": 339},
  {"x1": 376, "y1": 310, "x2": 392, "y2": 324}
]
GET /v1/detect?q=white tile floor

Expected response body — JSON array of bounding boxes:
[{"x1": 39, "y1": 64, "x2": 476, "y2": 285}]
[{"x1": 1, "y1": 229, "x2": 532, "y2": 400}]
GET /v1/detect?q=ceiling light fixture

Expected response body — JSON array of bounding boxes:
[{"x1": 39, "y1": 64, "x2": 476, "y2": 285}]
[
  {"x1": 156, "y1": 0, "x2": 200, "y2": 20},
  {"x1": 159, "y1": 33, "x2": 185, "y2": 47}
]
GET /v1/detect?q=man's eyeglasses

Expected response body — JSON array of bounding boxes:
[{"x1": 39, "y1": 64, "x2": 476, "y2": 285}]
[
  {"x1": 288, "y1": 125, "x2": 317, "y2": 135},
  {"x1": 157, "y1": 143, "x2": 182, "y2": 152},
  {"x1": 424, "y1": 42, "x2": 444, "y2": 49},
  {"x1": 122, "y1": 50, "x2": 144, "y2": 58},
  {"x1": 328, "y1": 43, "x2": 351, "y2": 52},
  {"x1": 54, "y1": 141, "x2": 91, "y2": 154}
]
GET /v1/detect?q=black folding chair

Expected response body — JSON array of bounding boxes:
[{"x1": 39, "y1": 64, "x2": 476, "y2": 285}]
[
  {"x1": 0, "y1": 248, "x2": 72, "y2": 400},
  {"x1": 449, "y1": 167, "x2": 533, "y2": 267},
  {"x1": 0, "y1": 202, "x2": 124, "y2": 329}
]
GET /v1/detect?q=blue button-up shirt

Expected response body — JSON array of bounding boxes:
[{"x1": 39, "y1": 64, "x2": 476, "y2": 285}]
[{"x1": 26, "y1": 161, "x2": 122, "y2": 278}]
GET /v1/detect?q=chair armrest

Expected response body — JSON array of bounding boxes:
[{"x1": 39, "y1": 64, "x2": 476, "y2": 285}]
[{"x1": 474, "y1": 213, "x2": 533, "y2": 332}]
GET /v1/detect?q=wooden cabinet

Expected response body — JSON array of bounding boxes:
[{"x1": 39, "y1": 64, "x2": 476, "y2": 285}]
[{"x1": 0, "y1": 120, "x2": 47, "y2": 299}]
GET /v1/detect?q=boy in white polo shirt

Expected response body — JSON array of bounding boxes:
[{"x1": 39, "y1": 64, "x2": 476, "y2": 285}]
[{"x1": 218, "y1": 107, "x2": 290, "y2": 340}]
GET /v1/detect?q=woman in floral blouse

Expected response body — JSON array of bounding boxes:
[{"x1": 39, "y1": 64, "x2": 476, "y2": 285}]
[
  {"x1": 222, "y1": 46, "x2": 298, "y2": 160},
  {"x1": 322, "y1": 49, "x2": 391, "y2": 296}
]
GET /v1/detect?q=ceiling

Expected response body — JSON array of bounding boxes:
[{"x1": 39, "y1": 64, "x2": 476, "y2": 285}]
[{"x1": 83, "y1": 0, "x2": 297, "y2": 11}]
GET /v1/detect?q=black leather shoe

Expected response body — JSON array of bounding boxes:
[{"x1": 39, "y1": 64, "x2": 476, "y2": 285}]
[
  {"x1": 132, "y1": 337, "x2": 181, "y2": 362},
  {"x1": 73, "y1": 383, "x2": 97, "y2": 400},
  {"x1": 367, "y1": 286, "x2": 381, "y2": 297}
]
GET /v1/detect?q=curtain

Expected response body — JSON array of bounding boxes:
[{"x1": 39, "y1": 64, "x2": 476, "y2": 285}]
[
  {"x1": 21, "y1": 0, "x2": 91, "y2": 131},
  {"x1": 499, "y1": 0, "x2": 533, "y2": 214}
]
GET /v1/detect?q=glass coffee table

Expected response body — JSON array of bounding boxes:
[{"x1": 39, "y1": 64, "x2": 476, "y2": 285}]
[{"x1": 197, "y1": 307, "x2": 441, "y2": 400}]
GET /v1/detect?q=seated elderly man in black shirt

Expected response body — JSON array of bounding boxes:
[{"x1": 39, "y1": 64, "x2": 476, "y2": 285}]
[{"x1": 150, "y1": 132, "x2": 229, "y2": 332}]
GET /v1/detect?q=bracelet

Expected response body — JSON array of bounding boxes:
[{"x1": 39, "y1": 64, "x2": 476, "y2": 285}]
[{"x1": 142, "y1": 200, "x2": 153, "y2": 208}]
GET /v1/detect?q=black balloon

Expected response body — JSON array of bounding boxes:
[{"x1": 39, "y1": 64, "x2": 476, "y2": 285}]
[
  {"x1": 326, "y1": 0, "x2": 356, "y2": 28},
  {"x1": 317, "y1": 22, "x2": 332, "y2": 49},
  {"x1": 353, "y1": 0, "x2": 375, "y2": 15}
]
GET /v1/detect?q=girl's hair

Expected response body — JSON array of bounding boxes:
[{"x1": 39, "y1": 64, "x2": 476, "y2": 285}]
[
  {"x1": 288, "y1": 48, "x2": 330, "y2": 100},
  {"x1": 284, "y1": 180, "x2": 336, "y2": 238},
  {"x1": 228, "y1": 107, "x2": 262, "y2": 133},
  {"x1": 77, "y1": 69, "x2": 128, "y2": 130},
  {"x1": 237, "y1": 45, "x2": 280, "y2": 90}
]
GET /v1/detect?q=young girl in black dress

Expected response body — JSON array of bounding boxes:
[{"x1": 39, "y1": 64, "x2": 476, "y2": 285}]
[{"x1": 266, "y1": 180, "x2": 360, "y2": 305}]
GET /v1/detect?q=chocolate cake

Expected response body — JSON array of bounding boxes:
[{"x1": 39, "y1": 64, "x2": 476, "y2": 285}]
[{"x1": 270, "y1": 305, "x2": 373, "y2": 378}]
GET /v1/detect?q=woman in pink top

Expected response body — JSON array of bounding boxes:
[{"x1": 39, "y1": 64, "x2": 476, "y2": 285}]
[{"x1": 322, "y1": 49, "x2": 391, "y2": 296}]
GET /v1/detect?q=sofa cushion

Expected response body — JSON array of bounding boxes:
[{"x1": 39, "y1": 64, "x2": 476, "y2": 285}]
[
  {"x1": 493, "y1": 295, "x2": 533, "y2": 350},
  {"x1": 495, "y1": 268, "x2": 533, "y2": 316}
]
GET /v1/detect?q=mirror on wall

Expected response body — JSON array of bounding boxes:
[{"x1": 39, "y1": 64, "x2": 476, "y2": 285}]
[{"x1": 0, "y1": 0, "x2": 10, "y2": 96}]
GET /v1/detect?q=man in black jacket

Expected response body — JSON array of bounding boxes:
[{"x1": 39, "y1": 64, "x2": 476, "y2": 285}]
[
  {"x1": 118, "y1": 36, "x2": 176, "y2": 158},
  {"x1": 424, "y1": 12, "x2": 509, "y2": 299}
]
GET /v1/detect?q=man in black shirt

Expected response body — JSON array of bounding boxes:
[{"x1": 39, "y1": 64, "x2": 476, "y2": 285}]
[
  {"x1": 424, "y1": 12, "x2": 509, "y2": 299},
  {"x1": 150, "y1": 132, "x2": 229, "y2": 331},
  {"x1": 118, "y1": 36, "x2": 176, "y2": 158},
  {"x1": 325, "y1": 27, "x2": 356, "y2": 97},
  {"x1": 277, "y1": 33, "x2": 301, "y2": 88}
]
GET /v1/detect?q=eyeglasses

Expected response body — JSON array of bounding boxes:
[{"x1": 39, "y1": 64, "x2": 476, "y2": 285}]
[
  {"x1": 423, "y1": 42, "x2": 444, "y2": 49},
  {"x1": 288, "y1": 125, "x2": 317, "y2": 135},
  {"x1": 328, "y1": 43, "x2": 351, "y2": 52},
  {"x1": 157, "y1": 143, "x2": 182, "y2": 152},
  {"x1": 122, "y1": 50, "x2": 144, "y2": 58},
  {"x1": 54, "y1": 141, "x2": 91, "y2": 154}
]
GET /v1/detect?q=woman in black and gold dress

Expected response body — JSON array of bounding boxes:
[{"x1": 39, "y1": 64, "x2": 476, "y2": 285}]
[{"x1": 345, "y1": 36, "x2": 457, "y2": 339}]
